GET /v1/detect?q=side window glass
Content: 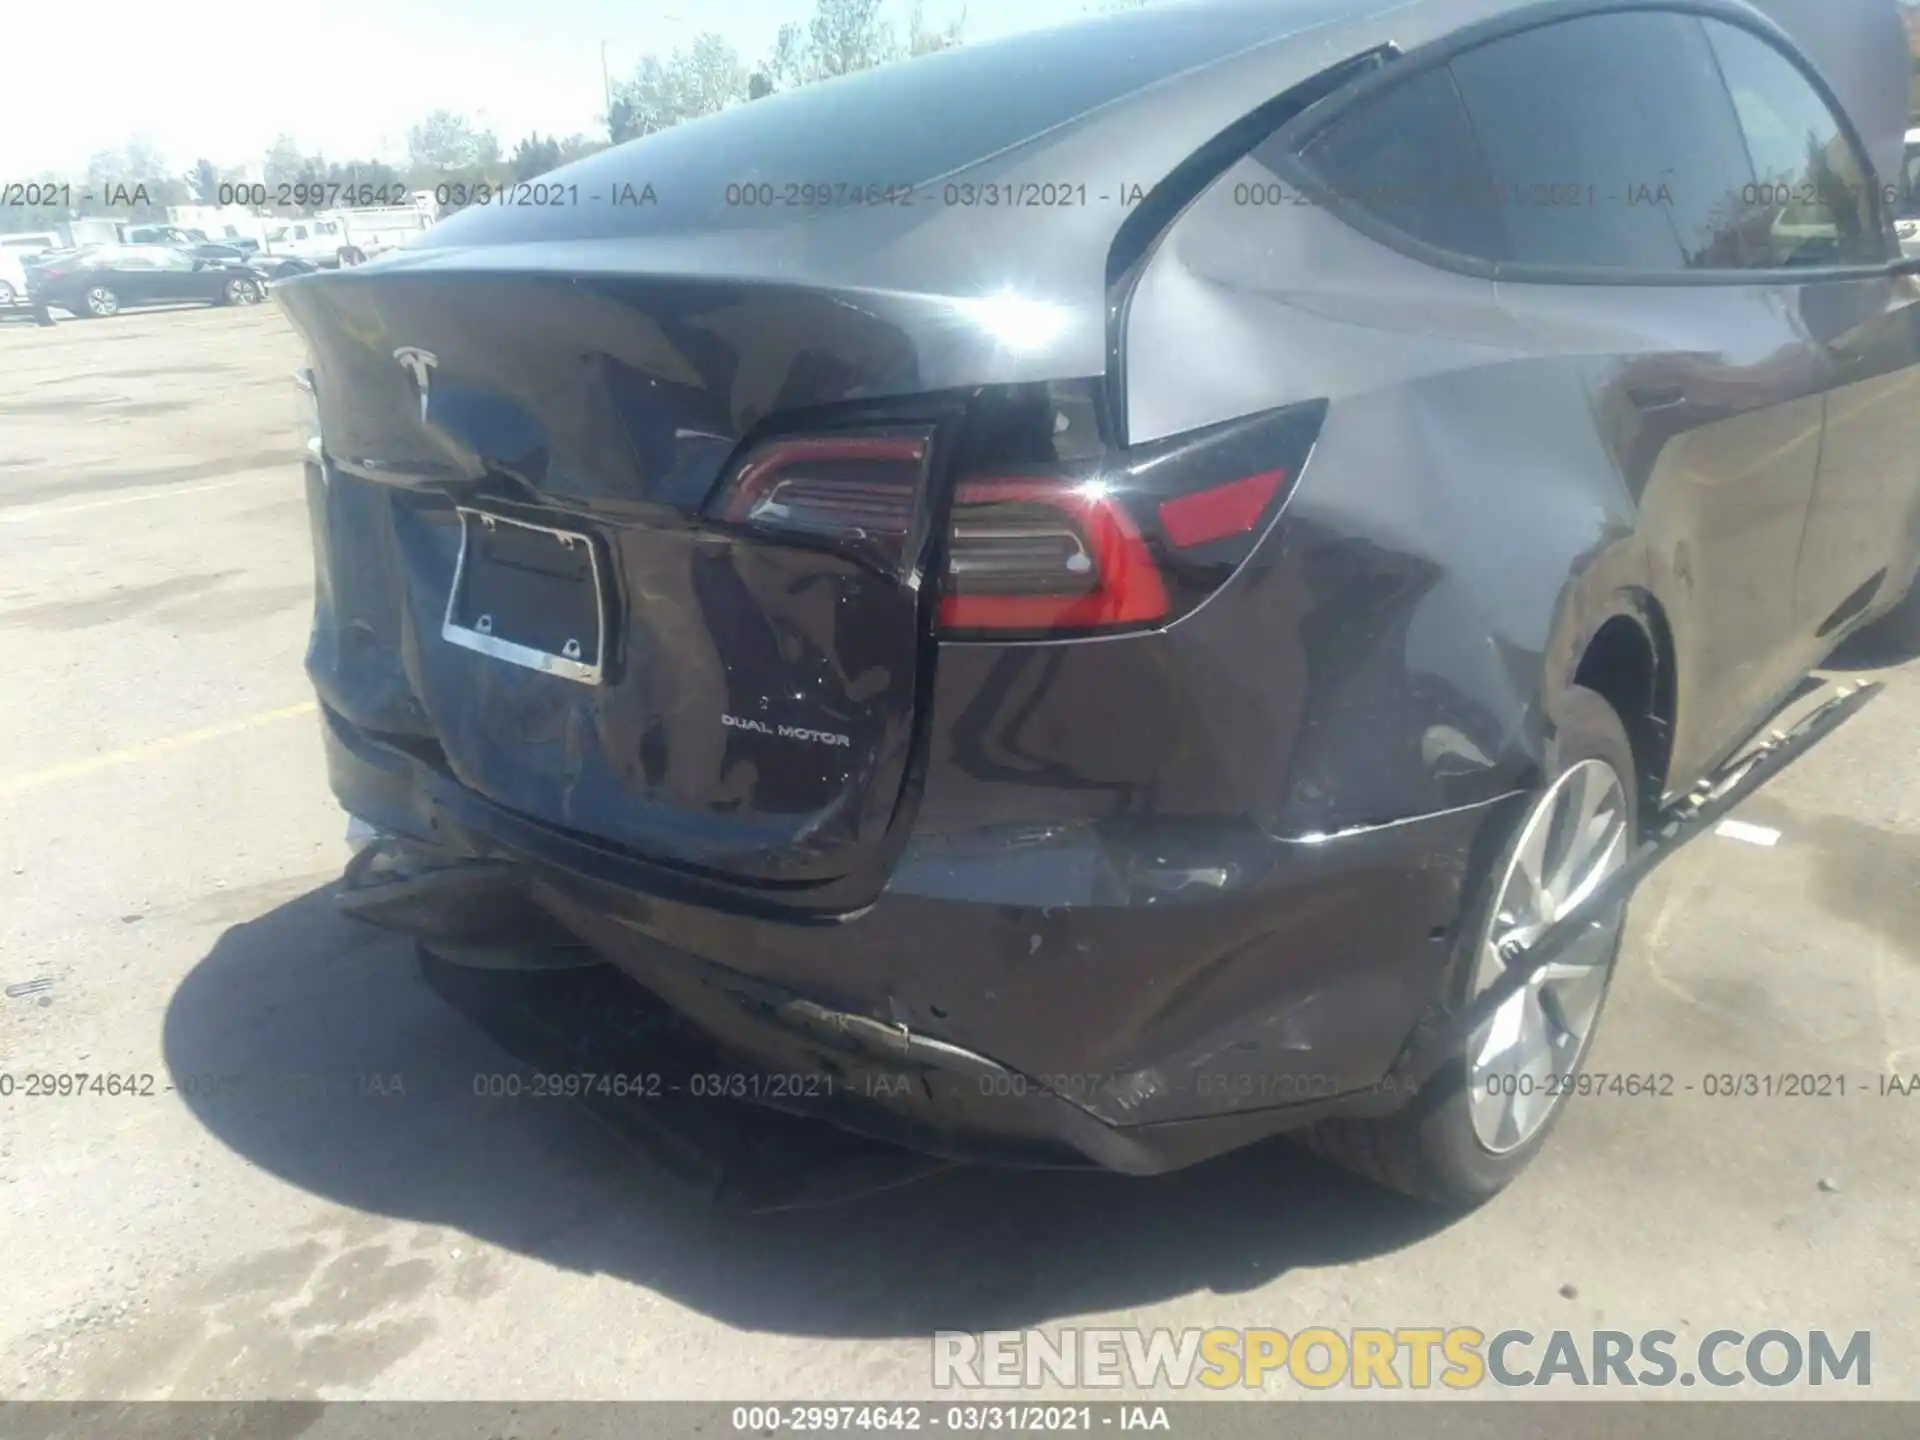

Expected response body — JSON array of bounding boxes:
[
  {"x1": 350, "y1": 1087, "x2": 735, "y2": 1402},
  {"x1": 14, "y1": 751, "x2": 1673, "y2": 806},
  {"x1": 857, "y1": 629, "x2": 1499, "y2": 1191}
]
[
  {"x1": 1703, "y1": 19, "x2": 1887, "y2": 267},
  {"x1": 1447, "y1": 12, "x2": 1756, "y2": 272},
  {"x1": 1292, "y1": 65, "x2": 1506, "y2": 261}
]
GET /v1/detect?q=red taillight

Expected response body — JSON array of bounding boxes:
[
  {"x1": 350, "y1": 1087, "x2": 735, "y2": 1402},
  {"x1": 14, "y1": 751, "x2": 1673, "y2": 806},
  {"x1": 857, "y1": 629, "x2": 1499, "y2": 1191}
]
[
  {"x1": 938, "y1": 467, "x2": 1292, "y2": 636},
  {"x1": 1157, "y1": 469, "x2": 1286, "y2": 549},
  {"x1": 708, "y1": 396, "x2": 1324, "y2": 638},
  {"x1": 38, "y1": 267, "x2": 67, "y2": 281},
  {"x1": 708, "y1": 430, "x2": 934, "y2": 576},
  {"x1": 939, "y1": 477, "x2": 1169, "y2": 631}
]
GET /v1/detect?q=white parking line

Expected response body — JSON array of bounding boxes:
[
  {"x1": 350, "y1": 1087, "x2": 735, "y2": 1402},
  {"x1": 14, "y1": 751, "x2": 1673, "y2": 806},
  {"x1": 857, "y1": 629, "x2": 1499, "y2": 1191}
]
[
  {"x1": 0, "y1": 475, "x2": 278, "y2": 525},
  {"x1": 1714, "y1": 818, "x2": 1782, "y2": 847},
  {"x1": 0, "y1": 702, "x2": 318, "y2": 799}
]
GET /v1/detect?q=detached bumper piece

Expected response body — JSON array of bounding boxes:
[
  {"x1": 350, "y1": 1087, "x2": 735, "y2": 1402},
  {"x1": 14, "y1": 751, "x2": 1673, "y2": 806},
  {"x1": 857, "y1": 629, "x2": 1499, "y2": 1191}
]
[
  {"x1": 340, "y1": 833, "x2": 594, "y2": 965},
  {"x1": 338, "y1": 828, "x2": 1145, "y2": 1203},
  {"x1": 413, "y1": 948, "x2": 956, "y2": 1212},
  {"x1": 1391, "y1": 679, "x2": 1882, "y2": 1091},
  {"x1": 343, "y1": 833, "x2": 955, "y2": 1206}
]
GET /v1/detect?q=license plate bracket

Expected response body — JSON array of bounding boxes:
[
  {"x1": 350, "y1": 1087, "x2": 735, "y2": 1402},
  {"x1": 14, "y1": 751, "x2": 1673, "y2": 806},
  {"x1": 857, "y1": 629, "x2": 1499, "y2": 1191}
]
[{"x1": 442, "y1": 508, "x2": 607, "y2": 685}]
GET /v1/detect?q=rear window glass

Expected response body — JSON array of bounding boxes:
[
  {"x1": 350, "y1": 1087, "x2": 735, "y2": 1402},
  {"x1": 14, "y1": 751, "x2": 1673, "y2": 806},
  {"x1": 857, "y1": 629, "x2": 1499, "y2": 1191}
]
[
  {"x1": 1294, "y1": 65, "x2": 1506, "y2": 261},
  {"x1": 1447, "y1": 11, "x2": 1756, "y2": 271},
  {"x1": 1296, "y1": 11, "x2": 1831, "y2": 275},
  {"x1": 1703, "y1": 17, "x2": 1885, "y2": 266}
]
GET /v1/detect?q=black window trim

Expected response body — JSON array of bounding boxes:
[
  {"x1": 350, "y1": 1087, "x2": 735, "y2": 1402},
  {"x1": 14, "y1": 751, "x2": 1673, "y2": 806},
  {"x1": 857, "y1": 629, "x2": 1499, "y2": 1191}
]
[
  {"x1": 1104, "y1": 43, "x2": 1402, "y2": 443},
  {"x1": 1265, "y1": 0, "x2": 1901, "y2": 288}
]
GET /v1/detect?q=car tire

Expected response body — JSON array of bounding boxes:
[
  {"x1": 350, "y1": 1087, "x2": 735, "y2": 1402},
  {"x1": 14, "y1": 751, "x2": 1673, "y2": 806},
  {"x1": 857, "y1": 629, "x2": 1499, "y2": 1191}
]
[
  {"x1": 339, "y1": 247, "x2": 365, "y2": 267},
  {"x1": 0, "y1": 281, "x2": 15, "y2": 306},
  {"x1": 221, "y1": 277, "x2": 262, "y2": 306},
  {"x1": 81, "y1": 285, "x2": 118, "y2": 318},
  {"x1": 1297, "y1": 685, "x2": 1639, "y2": 1207}
]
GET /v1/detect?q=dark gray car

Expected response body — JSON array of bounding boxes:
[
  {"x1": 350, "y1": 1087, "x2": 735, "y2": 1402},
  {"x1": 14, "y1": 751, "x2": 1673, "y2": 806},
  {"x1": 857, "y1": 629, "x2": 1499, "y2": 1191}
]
[
  {"x1": 276, "y1": 0, "x2": 1920, "y2": 1204},
  {"x1": 30, "y1": 243, "x2": 268, "y2": 318}
]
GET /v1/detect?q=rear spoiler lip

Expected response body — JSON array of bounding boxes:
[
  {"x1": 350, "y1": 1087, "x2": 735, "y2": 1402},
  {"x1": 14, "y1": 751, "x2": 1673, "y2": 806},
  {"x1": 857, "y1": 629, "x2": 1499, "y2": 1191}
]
[{"x1": 271, "y1": 259, "x2": 1109, "y2": 448}]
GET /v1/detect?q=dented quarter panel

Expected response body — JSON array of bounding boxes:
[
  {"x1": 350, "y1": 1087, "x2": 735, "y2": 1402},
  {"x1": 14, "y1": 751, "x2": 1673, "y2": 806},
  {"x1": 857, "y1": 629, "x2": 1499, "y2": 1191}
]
[{"x1": 294, "y1": 0, "x2": 1918, "y2": 1162}]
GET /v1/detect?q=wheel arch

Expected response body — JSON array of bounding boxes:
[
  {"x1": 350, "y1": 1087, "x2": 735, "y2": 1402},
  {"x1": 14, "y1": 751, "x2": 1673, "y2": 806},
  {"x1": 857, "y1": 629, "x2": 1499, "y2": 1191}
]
[{"x1": 1559, "y1": 588, "x2": 1678, "y2": 824}]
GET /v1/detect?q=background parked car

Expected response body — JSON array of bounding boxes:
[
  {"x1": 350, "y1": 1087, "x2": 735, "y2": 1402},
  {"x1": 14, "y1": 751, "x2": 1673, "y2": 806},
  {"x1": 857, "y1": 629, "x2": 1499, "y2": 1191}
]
[
  {"x1": 1895, "y1": 126, "x2": 1920, "y2": 258},
  {"x1": 27, "y1": 244, "x2": 269, "y2": 318},
  {"x1": 0, "y1": 231, "x2": 61, "y2": 309},
  {"x1": 187, "y1": 238, "x2": 316, "y2": 278},
  {"x1": 120, "y1": 223, "x2": 204, "y2": 248},
  {"x1": 262, "y1": 217, "x2": 360, "y2": 267},
  {"x1": 245, "y1": 252, "x2": 321, "y2": 280},
  {"x1": 260, "y1": 207, "x2": 432, "y2": 267},
  {"x1": 118, "y1": 223, "x2": 256, "y2": 257},
  {"x1": 191, "y1": 231, "x2": 261, "y2": 259}
]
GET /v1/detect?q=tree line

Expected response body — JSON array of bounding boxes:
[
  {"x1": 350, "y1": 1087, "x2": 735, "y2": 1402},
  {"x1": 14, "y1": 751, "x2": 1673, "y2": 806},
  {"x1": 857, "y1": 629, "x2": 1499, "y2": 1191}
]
[
  {"x1": 606, "y1": 0, "x2": 966, "y2": 144},
  {"x1": 0, "y1": 0, "x2": 1161, "y2": 233}
]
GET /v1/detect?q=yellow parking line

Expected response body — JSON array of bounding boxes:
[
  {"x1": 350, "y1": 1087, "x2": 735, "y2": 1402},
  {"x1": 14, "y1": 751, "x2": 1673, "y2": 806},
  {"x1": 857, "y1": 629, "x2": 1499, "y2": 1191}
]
[
  {"x1": 0, "y1": 475, "x2": 280, "y2": 525},
  {"x1": 0, "y1": 702, "x2": 318, "y2": 799}
]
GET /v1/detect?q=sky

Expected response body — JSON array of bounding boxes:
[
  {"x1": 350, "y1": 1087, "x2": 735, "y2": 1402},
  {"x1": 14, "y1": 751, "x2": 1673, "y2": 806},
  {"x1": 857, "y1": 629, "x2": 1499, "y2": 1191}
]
[{"x1": 0, "y1": 0, "x2": 1099, "y2": 180}]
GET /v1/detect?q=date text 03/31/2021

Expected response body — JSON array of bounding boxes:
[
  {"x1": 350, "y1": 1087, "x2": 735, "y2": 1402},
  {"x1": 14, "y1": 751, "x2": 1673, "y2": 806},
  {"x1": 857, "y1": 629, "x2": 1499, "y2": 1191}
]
[
  {"x1": 422, "y1": 181, "x2": 1162, "y2": 209},
  {"x1": 728, "y1": 1407, "x2": 1170, "y2": 1433}
]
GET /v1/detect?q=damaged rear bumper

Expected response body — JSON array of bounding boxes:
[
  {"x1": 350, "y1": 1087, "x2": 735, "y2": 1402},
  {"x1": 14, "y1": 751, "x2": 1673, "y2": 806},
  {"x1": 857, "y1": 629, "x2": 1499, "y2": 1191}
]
[{"x1": 322, "y1": 703, "x2": 1504, "y2": 1175}]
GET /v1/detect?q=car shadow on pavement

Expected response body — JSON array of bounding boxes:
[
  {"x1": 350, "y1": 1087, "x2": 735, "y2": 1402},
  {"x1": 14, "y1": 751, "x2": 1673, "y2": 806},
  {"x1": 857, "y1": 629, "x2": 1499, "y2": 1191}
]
[
  {"x1": 1825, "y1": 624, "x2": 1920, "y2": 671},
  {"x1": 163, "y1": 883, "x2": 1453, "y2": 1337}
]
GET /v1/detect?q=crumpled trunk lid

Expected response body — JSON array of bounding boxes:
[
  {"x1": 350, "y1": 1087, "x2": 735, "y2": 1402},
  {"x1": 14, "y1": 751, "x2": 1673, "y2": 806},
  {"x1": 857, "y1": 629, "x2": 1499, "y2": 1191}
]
[{"x1": 281, "y1": 269, "x2": 958, "y2": 887}]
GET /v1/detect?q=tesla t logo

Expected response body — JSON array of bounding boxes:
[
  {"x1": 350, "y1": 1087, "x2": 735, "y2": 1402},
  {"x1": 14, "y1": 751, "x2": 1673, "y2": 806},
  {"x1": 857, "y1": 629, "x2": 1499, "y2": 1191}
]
[{"x1": 392, "y1": 346, "x2": 438, "y2": 422}]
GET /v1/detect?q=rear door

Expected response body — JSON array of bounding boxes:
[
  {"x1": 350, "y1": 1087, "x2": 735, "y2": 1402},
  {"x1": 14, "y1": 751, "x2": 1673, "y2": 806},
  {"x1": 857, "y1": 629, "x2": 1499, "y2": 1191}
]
[
  {"x1": 93, "y1": 246, "x2": 161, "y2": 304},
  {"x1": 142, "y1": 246, "x2": 210, "y2": 300},
  {"x1": 1435, "y1": 10, "x2": 1834, "y2": 779},
  {"x1": 1697, "y1": 18, "x2": 1920, "y2": 638}
]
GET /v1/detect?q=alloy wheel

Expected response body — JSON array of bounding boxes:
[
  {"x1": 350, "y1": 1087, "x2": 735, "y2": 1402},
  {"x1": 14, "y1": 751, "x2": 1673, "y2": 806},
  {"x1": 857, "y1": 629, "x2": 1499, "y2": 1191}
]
[
  {"x1": 86, "y1": 287, "x2": 117, "y2": 317},
  {"x1": 1466, "y1": 758, "x2": 1631, "y2": 1154}
]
